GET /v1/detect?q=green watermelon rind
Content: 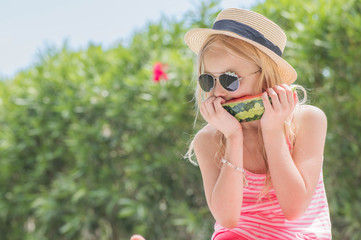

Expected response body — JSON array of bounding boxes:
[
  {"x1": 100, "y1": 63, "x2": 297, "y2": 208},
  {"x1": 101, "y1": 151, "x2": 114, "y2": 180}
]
[{"x1": 223, "y1": 98, "x2": 265, "y2": 122}]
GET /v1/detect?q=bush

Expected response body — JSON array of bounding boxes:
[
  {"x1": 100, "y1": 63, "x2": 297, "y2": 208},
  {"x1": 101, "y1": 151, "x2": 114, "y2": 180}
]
[{"x1": 0, "y1": 7, "x2": 216, "y2": 240}]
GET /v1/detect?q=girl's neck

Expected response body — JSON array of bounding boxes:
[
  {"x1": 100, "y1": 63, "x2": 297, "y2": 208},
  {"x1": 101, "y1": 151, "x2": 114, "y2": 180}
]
[{"x1": 241, "y1": 120, "x2": 259, "y2": 133}]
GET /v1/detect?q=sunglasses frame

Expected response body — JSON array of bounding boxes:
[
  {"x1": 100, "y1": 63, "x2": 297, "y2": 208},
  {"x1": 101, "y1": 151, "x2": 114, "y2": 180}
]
[{"x1": 198, "y1": 70, "x2": 261, "y2": 92}]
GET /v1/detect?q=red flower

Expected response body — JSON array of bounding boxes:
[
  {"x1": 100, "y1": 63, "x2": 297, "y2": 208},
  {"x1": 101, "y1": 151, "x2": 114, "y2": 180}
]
[{"x1": 153, "y1": 62, "x2": 168, "y2": 82}]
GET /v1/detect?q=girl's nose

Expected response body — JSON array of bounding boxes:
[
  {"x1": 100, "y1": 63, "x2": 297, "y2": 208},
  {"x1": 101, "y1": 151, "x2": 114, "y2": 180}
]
[{"x1": 213, "y1": 79, "x2": 227, "y2": 98}]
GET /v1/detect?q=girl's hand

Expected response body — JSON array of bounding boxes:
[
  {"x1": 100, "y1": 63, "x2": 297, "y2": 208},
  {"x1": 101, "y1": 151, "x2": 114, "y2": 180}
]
[
  {"x1": 200, "y1": 96, "x2": 243, "y2": 139},
  {"x1": 260, "y1": 84, "x2": 298, "y2": 132}
]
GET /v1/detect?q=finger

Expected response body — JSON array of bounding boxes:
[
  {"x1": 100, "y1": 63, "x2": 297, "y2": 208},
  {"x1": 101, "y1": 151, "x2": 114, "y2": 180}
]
[
  {"x1": 200, "y1": 96, "x2": 214, "y2": 117},
  {"x1": 199, "y1": 103, "x2": 208, "y2": 119},
  {"x1": 280, "y1": 84, "x2": 294, "y2": 106},
  {"x1": 262, "y1": 91, "x2": 272, "y2": 111},
  {"x1": 203, "y1": 96, "x2": 216, "y2": 116},
  {"x1": 267, "y1": 88, "x2": 280, "y2": 111},
  {"x1": 281, "y1": 84, "x2": 298, "y2": 109},
  {"x1": 274, "y1": 85, "x2": 288, "y2": 105},
  {"x1": 204, "y1": 95, "x2": 216, "y2": 103},
  {"x1": 214, "y1": 97, "x2": 226, "y2": 113}
]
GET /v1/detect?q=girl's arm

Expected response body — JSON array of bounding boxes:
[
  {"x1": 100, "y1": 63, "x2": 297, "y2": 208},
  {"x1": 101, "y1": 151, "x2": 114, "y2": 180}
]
[
  {"x1": 261, "y1": 85, "x2": 327, "y2": 220},
  {"x1": 194, "y1": 95, "x2": 246, "y2": 228},
  {"x1": 194, "y1": 125, "x2": 244, "y2": 229}
]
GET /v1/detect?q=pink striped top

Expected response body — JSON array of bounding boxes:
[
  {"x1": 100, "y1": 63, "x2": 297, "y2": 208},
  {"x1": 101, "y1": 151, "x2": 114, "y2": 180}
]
[{"x1": 212, "y1": 168, "x2": 332, "y2": 240}]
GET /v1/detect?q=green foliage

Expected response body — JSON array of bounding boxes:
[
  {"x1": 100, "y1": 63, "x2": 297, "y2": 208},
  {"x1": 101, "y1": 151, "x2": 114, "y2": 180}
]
[
  {"x1": 0, "y1": 3, "x2": 218, "y2": 239},
  {"x1": 184, "y1": 0, "x2": 221, "y2": 28},
  {"x1": 1, "y1": 0, "x2": 360, "y2": 239}
]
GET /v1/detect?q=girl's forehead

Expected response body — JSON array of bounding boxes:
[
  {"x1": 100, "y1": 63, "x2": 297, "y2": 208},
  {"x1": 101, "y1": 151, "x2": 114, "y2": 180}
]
[
  {"x1": 204, "y1": 42, "x2": 231, "y2": 55},
  {"x1": 204, "y1": 41, "x2": 254, "y2": 64},
  {"x1": 203, "y1": 48, "x2": 255, "y2": 73}
]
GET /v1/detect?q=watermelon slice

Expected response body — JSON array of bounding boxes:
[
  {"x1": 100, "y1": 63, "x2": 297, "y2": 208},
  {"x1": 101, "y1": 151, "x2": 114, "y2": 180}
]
[{"x1": 222, "y1": 86, "x2": 297, "y2": 122}]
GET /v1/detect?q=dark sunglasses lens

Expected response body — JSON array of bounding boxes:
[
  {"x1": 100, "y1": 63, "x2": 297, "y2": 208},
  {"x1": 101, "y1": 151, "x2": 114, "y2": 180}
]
[
  {"x1": 198, "y1": 74, "x2": 214, "y2": 92},
  {"x1": 219, "y1": 74, "x2": 239, "y2": 91}
]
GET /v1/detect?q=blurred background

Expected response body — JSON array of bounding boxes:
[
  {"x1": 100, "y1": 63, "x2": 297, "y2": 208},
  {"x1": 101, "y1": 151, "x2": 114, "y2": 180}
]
[{"x1": 0, "y1": 0, "x2": 360, "y2": 239}]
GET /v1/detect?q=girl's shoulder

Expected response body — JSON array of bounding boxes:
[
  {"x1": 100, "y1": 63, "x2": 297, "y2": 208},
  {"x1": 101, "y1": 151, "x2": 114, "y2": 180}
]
[
  {"x1": 193, "y1": 124, "x2": 223, "y2": 152},
  {"x1": 294, "y1": 104, "x2": 327, "y2": 126},
  {"x1": 293, "y1": 104, "x2": 327, "y2": 137}
]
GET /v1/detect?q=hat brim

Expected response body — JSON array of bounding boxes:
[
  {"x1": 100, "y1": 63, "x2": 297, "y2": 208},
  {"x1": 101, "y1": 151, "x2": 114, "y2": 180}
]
[{"x1": 184, "y1": 28, "x2": 297, "y2": 85}]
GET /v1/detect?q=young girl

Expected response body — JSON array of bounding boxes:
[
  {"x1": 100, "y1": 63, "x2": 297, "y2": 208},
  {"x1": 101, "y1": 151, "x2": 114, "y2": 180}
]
[{"x1": 184, "y1": 8, "x2": 332, "y2": 240}]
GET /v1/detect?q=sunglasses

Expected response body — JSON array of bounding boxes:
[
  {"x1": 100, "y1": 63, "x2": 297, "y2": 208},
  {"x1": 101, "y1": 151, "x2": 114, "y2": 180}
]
[{"x1": 198, "y1": 70, "x2": 261, "y2": 92}]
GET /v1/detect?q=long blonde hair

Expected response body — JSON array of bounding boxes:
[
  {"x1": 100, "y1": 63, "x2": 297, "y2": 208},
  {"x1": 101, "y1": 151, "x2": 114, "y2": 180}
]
[{"x1": 186, "y1": 34, "x2": 306, "y2": 196}]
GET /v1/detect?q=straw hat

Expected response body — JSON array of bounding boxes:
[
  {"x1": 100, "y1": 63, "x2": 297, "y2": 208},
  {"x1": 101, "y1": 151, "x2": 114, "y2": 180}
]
[{"x1": 184, "y1": 8, "x2": 297, "y2": 84}]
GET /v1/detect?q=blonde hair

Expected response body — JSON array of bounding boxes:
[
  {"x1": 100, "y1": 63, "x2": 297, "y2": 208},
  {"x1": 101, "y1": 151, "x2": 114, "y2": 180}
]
[{"x1": 186, "y1": 34, "x2": 307, "y2": 197}]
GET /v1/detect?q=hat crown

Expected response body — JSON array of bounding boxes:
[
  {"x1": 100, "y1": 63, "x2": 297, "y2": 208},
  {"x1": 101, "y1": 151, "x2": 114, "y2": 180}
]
[
  {"x1": 215, "y1": 8, "x2": 287, "y2": 52},
  {"x1": 183, "y1": 8, "x2": 297, "y2": 84}
]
